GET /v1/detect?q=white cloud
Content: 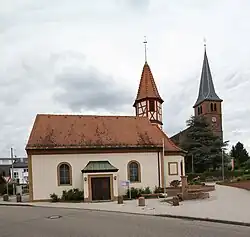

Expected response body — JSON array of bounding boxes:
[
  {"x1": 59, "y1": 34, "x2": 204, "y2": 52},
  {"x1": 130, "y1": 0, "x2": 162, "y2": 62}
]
[{"x1": 1, "y1": 0, "x2": 250, "y2": 156}]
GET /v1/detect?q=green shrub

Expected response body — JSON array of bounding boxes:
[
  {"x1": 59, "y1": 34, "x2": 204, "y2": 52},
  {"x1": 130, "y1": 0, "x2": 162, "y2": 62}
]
[
  {"x1": 50, "y1": 193, "x2": 59, "y2": 202},
  {"x1": 61, "y1": 189, "x2": 84, "y2": 201},
  {"x1": 242, "y1": 174, "x2": 250, "y2": 180},
  {"x1": 126, "y1": 187, "x2": 139, "y2": 199},
  {"x1": 0, "y1": 184, "x2": 14, "y2": 195},
  {"x1": 153, "y1": 186, "x2": 162, "y2": 194},
  {"x1": 244, "y1": 169, "x2": 250, "y2": 175},
  {"x1": 189, "y1": 180, "x2": 203, "y2": 185},
  {"x1": 126, "y1": 187, "x2": 152, "y2": 199},
  {"x1": 142, "y1": 186, "x2": 152, "y2": 194},
  {"x1": 187, "y1": 170, "x2": 245, "y2": 181}
]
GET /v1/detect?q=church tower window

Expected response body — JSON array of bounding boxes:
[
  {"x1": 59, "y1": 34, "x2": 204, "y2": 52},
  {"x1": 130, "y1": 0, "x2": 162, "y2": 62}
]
[
  {"x1": 214, "y1": 103, "x2": 217, "y2": 111},
  {"x1": 210, "y1": 103, "x2": 213, "y2": 111},
  {"x1": 149, "y1": 100, "x2": 155, "y2": 112}
]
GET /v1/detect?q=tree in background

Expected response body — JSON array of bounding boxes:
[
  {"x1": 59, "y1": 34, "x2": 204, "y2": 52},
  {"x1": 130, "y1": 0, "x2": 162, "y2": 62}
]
[
  {"x1": 230, "y1": 142, "x2": 249, "y2": 169},
  {"x1": 180, "y1": 115, "x2": 228, "y2": 173}
]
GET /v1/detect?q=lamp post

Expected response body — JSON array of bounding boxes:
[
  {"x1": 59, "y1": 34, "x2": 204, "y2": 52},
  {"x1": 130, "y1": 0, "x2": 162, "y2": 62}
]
[
  {"x1": 221, "y1": 140, "x2": 229, "y2": 182},
  {"x1": 10, "y1": 148, "x2": 15, "y2": 195},
  {"x1": 221, "y1": 149, "x2": 225, "y2": 181},
  {"x1": 191, "y1": 154, "x2": 194, "y2": 173}
]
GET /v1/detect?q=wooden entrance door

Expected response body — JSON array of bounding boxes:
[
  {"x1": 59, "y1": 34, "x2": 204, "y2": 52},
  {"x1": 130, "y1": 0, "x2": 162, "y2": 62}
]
[{"x1": 91, "y1": 177, "x2": 111, "y2": 201}]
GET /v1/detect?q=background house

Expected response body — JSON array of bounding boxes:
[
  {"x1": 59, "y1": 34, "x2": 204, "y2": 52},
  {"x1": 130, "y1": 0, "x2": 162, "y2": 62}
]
[{"x1": 9, "y1": 158, "x2": 28, "y2": 185}]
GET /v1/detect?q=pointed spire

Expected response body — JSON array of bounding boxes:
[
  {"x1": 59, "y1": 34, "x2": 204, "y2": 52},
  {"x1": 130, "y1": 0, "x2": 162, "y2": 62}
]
[
  {"x1": 133, "y1": 62, "x2": 163, "y2": 106},
  {"x1": 193, "y1": 46, "x2": 222, "y2": 107}
]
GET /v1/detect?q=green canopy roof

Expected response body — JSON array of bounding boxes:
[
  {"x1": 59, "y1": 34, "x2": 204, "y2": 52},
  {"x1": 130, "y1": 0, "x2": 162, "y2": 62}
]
[{"x1": 81, "y1": 161, "x2": 119, "y2": 173}]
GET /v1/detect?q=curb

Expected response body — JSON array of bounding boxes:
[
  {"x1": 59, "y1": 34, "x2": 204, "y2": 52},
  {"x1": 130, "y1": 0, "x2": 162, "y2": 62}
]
[
  {"x1": 156, "y1": 214, "x2": 250, "y2": 227},
  {"x1": 27, "y1": 204, "x2": 250, "y2": 227},
  {"x1": 0, "y1": 203, "x2": 33, "y2": 207}
]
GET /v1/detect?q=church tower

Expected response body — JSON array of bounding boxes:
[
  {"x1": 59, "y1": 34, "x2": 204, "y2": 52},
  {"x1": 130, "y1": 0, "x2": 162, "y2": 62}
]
[
  {"x1": 193, "y1": 45, "x2": 223, "y2": 139},
  {"x1": 133, "y1": 38, "x2": 164, "y2": 128}
]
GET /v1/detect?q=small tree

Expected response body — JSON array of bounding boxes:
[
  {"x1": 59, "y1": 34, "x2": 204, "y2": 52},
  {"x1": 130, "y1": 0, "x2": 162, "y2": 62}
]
[{"x1": 230, "y1": 142, "x2": 249, "y2": 168}]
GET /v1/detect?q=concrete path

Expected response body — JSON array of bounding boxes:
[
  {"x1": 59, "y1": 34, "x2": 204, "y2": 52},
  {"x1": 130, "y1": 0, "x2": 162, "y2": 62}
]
[{"x1": 1, "y1": 185, "x2": 250, "y2": 225}]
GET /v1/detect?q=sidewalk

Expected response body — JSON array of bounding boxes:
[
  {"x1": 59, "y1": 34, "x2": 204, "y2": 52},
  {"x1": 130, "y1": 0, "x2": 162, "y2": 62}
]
[{"x1": 1, "y1": 185, "x2": 250, "y2": 226}]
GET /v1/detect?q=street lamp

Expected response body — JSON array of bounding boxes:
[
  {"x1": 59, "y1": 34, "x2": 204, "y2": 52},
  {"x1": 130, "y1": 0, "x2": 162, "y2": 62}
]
[{"x1": 221, "y1": 140, "x2": 229, "y2": 181}]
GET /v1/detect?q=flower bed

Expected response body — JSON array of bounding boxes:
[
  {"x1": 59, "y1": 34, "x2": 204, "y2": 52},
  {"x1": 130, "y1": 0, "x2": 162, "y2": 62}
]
[{"x1": 218, "y1": 180, "x2": 250, "y2": 191}]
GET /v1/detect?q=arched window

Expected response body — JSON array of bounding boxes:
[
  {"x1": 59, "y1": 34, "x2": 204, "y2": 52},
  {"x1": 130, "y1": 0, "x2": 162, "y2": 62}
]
[
  {"x1": 128, "y1": 161, "x2": 141, "y2": 182},
  {"x1": 200, "y1": 106, "x2": 203, "y2": 114},
  {"x1": 197, "y1": 107, "x2": 200, "y2": 115},
  {"x1": 214, "y1": 103, "x2": 217, "y2": 111},
  {"x1": 57, "y1": 162, "x2": 72, "y2": 186}
]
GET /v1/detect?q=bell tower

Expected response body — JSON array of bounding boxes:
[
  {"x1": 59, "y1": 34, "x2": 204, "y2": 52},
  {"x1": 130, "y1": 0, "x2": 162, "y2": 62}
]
[
  {"x1": 193, "y1": 44, "x2": 223, "y2": 140},
  {"x1": 133, "y1": 37, "x2": 164, "y2": 128}
]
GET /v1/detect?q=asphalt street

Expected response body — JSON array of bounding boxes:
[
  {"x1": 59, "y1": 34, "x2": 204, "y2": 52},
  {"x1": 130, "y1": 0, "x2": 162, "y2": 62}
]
[{"x1": 0, "y1": 206, "x2": 249, "y2": 237}]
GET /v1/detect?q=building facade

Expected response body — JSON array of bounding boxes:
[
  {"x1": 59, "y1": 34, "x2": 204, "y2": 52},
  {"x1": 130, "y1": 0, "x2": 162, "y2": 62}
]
[
  {"x1": 10, "y1": 159, "x2": 28, "y2": 185},
  {"x1": 26, "y1": 59, "x2": 186, "y2": 202}
]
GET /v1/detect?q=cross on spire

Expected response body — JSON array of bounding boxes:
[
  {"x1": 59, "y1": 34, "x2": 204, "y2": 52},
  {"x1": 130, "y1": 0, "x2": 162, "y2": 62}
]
[
  {"x1": 203, "y1": 37, "x2": 207, "y2": 50},
  {"x1": 143, "y1": 36, "x2": 147, "y2": 62}
]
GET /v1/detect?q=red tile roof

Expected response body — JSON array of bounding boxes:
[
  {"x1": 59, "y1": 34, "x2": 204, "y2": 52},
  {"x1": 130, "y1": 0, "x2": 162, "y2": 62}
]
[
  {"x1": 134, "y1": 62, "x2": 163, "y2": 104},
  {"x1": 26, "y1": 114, "x2": 183, "y2": 153}
]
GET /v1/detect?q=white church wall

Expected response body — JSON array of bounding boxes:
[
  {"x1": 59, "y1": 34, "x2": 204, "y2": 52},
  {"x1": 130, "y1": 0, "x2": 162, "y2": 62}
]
[
  {"x1": 31, "y1": 152, "x2": 160, "y2": 201},
  {"x1": 163, "y1": 155, "x2": 185, "y2": 186}
]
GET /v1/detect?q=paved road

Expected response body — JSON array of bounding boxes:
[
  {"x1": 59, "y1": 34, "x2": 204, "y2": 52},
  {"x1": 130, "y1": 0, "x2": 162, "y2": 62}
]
[{"x1": 0, "y1": 206, "x2": 249, "y2": 237}]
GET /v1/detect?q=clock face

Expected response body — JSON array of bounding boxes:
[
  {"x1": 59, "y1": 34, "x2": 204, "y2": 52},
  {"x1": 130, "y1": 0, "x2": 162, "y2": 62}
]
[{"x1": 212, "y1": 117, "x2": 217, "y2": 123}]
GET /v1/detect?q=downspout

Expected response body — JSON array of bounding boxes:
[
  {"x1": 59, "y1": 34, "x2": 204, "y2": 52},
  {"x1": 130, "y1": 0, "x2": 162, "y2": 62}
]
[{"x1": 157, "y1": 151, "x2": 160, "y2": 187}]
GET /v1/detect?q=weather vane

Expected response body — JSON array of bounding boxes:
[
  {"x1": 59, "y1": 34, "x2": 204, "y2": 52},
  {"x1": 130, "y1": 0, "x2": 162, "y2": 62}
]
[{"x1": 143, "y1": 36, "x2": 147, "y2": 62}]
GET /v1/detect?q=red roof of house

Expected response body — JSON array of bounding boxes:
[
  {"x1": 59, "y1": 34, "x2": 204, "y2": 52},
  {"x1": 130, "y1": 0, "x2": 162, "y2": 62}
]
[
  {"x1": 134, "y1": 62, "x2": 163, "y2": 104},
  {"x1": 26, "y1": 114, "x2": 183, "y2": 153}
]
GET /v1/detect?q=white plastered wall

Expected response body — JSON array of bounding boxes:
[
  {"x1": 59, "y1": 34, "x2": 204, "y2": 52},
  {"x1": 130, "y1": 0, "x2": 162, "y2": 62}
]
[
  {"x1": 163, "y1": 155, "x2": 185, "y2": 186},
  {"x1": 31, "y1": 152, "x2": 160, "y2": 200}
]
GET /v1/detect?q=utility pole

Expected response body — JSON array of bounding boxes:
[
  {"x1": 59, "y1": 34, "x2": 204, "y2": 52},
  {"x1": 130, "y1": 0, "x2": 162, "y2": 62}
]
[
  {"x1": 11, "y1": 148, "x2": 15, "y2": 195},
  {"x1": 191, "y1": 154, "x2": 194, "y2": 173},
  {"x1": 221, "y1": 149, "x2": 225, "y2": 181},
  {"x1": 162, "y1": 138, "x2": 166, "y2": 197}
]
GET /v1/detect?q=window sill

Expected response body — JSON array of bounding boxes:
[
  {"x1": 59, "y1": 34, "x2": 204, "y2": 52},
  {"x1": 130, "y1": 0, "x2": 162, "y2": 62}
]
[{"x1": 58, "y1": 184, "x2": 72, "y2": 186}]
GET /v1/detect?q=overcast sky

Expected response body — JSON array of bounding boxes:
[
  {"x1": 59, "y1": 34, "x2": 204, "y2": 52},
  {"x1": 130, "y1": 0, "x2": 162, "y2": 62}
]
[{"x1": 1, "y1": 0, "x2": 250, "y2": 157}]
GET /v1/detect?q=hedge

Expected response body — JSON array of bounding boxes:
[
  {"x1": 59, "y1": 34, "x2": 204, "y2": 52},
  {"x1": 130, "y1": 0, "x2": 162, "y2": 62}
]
[{"x1": 187, "y1": 170, "x2": 248, "y2": 181}]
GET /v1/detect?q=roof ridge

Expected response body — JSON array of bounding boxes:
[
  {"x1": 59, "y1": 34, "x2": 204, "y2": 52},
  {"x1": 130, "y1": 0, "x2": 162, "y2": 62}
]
[{"x1": 37, "y1": 114, "x2": 147, "y2": 118}]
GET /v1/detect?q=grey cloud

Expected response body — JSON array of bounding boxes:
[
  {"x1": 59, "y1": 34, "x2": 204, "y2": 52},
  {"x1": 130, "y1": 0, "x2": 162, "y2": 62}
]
[
  {"x1": 163, "y1": 78, "x2": 197, "y2": 136},
  {"x1": 223, "y1": 72, "x2": 249, "y2": 90},
  {"x1": 127, "y1": 0, "x2": 150, "y2": 9},
  {"x1": 54, "y1": 66, "x2": 134, "y2": 112},
  {"x1": 118, "y1": 0, "x2": 150, "y2": 10}
]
